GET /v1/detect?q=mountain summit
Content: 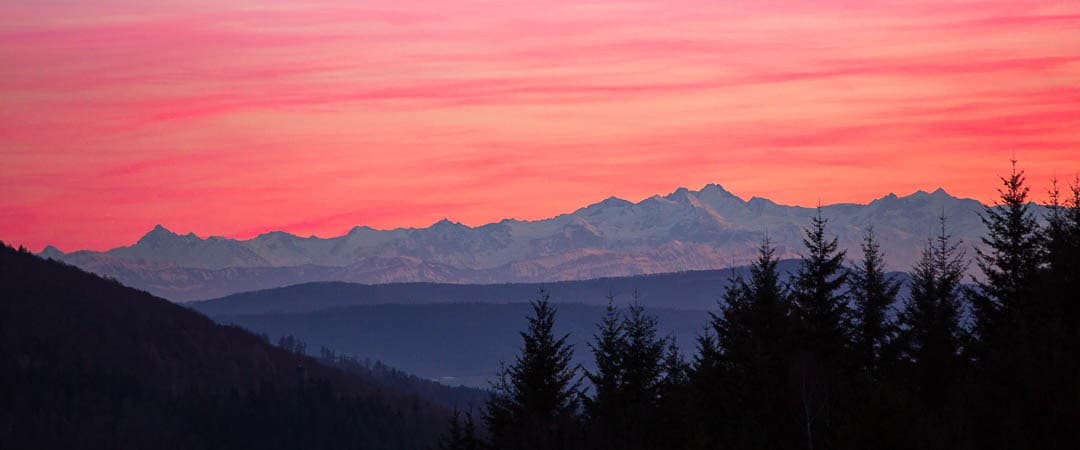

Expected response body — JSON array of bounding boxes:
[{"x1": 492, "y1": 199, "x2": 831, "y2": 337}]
[{"x1": 136, "y1": 224, "x2": 181, "y2": 245}]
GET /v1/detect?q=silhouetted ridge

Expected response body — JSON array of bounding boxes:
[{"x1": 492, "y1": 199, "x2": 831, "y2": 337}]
[{"x1": 0, "y1": 244, "x2": 448, "y2": 450}]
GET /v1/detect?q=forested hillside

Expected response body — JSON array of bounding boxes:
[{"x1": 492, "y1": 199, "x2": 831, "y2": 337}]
[
  {"x1": 315, "y1": 348, "x2": 491, "y2": 411},
  {"x1": 0, "y1": 245, "x2": 449, "y2": 450}
]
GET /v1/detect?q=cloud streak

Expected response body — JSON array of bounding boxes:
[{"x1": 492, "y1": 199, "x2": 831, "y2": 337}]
[{"x1": 2, "y1": 0, "x2": 1079, "y2": 251}]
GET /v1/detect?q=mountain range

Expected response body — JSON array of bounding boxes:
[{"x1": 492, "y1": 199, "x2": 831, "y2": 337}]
[{"x1": 41, "y1": 184, "x2": 1026, "y2": 302}]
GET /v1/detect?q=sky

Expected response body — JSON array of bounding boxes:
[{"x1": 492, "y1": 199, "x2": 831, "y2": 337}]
[{"x1": 2, "y1": 0, "x2": 1079, "y2": 252}]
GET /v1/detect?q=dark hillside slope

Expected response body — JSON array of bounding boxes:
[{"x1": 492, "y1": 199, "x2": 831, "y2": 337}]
[
  {"x1": 0, "y1": 244, "x2": 447, "y2": 450},
  {"x1": 318, "y1": 352, "x2": 491, "y2": 411}
]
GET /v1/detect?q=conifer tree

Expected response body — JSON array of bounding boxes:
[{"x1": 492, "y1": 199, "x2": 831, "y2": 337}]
[
  {"x1": 619, "y1": 301, "x2": 666, "y2": 450},
  {"x1": 971, "y1": 161, "x2": 1044, "y2": 352},
  {"x1": 1044, "y1": 177, "x2": 1077, "y2": 287},
  {"x1": 791, "y1": 208, "x2": 850, "y2": 361},
  {"x1": 688, "y1": 325, "x2": 725, "y2": 448},
  {"x1": 485, "y1": 289, "x2": 582, "y2": 450},
  {"x1": 714, "y1": 236, "x2": 792, "y2": 366},
  {"x1": 896, "y1": 214, "x2": 967, "y2": 409},
  {"x1": 849, "y1": 226, "x2": 902, "y2": 375},
  {"x1": 621, "y1": 302, "x2": 665, "y2": 406},
  {"x1": 1044, "y1": 177, "x2": 1080, "y2": 341},
  {"x1": 662, "y1": 338, "x2": 687, "y2": 381},
  {"x1": 584, "y1": 297, "x2": 623, "y2": 447},
  {"x1": 965, "y1": 163, "x2": 1050, "y2": 447},
  {"x1": 585, "y1": 296, "x2": 666, "y2": 450},
  {"x1": 707, "y1": 235, "x2": 797, "y2": 449},
  {"x1": 788, "y1": 209, "x2": 852, "y2": 450},
  {"x1": 890, "y1": 214, "x2": 970, "y2": 449},
  {"x1": 689, "y1": 272, "x2": 740, "y2": 449},
  {"x1": 441, "y1": 411, "x2": 466, "y2": 450},
  {"x1": 460, "y1": 411, "x2": 483, "y2": 450},
  {"x1": 656, "y1": 337, "x2": 690, "y2": 450},
  {"x1": 1040, "y1": 178, "x2": 1080, "y2": 444},
  {"x1": 442, "y1": 411, "x2": 483, "y2": 450}
]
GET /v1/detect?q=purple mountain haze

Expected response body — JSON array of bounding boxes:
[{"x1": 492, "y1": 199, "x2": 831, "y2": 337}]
[{"x1": 42, "y1": 185, "x2": 1023, "y2": 302}]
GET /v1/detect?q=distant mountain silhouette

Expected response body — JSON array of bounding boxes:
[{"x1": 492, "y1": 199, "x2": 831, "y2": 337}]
[
  {"x1": 0, "y1": 243, "x2": 452, "y2": 449},
  {"x1": 44, "y1": 185, "x2": 1017, "y2": 301},
  {"x1": 209, "y1": 302, "x2": 711, "y2": 387},
  {"x1": 190, "y1": 260, "x2": 815, "y2": 315}
]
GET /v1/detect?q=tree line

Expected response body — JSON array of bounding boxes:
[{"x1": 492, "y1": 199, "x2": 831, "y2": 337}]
[{"x1": 446, "y1": 163, "x2": 1080, "y2": 450}]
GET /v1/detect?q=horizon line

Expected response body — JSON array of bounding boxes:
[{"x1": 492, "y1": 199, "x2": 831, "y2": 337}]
[{"x1": 36, "y1": 183, "x2": 985, "y2": 254}]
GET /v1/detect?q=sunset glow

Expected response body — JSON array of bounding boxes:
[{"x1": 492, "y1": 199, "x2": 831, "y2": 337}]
[{"x1": 2, "y1": 0, "x2": 1079, "y2": 251}]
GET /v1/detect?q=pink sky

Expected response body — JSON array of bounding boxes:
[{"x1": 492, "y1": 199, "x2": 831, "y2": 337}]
[{"x1": 2, "y1": 0, "x2": 1079, "y2": 251}]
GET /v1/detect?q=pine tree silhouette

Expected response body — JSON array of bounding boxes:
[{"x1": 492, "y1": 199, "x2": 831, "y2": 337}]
[
  {"x1": 656, "y1": 337, "x2": 690, "y2": 450},
  {"x1": 584, "y1": 297, "x2": 624, "y2": 448},
  {"x1": 971, "y1": 160, "x2": 1044, "y2": 351},
  {"x1": 585, "y1": 294, "x2": 665, "y2": 450},
  {"x1": 791, "y1": 208, "x2": 851, "y2": 361},
  {"x1": 789, "y1": 208, "x2": 851, "y2": 449},
  {"x1": 849, "y1": 226, "x2": 902, "y2": 376},
  {"x1": 618, "y1": 301, "x2": 666, "y2": 450},
  {"x1": 485, "y1": 289, "x2": 582, "y2": 450},
  {"x1": 441, "y1": 410, "x2": 485, "y2": 450},
  {"x1": 1035, "y1": 177, "x2": 1080, "y2": 448},
  {"x1": 896, "y1": 214, "x2": 967, "y2": 414},
  {"x1": 702, "y1": 235, "x2": 797, "y2": 449},
  {"x1": 441, "y1": 411, "x2": 466, "y2": 450}
]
